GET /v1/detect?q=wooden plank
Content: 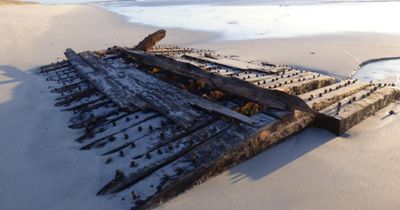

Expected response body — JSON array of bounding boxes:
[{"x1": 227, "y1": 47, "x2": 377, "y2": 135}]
[
  {"x1": 300, "y1": 80, "x2": 370, "y2": 111},
  {"x1": 79, "y1": 51, "x2": 203, "y2": 128},
  {"x1": 117, "y1": 47, "x2": 314, "y2": 113},
  {"x1": 189, "y1": 99, "x2": 259, "y2": 126},
  {"x1": 183, "y1": 53, "x2": 273, "y2": 73},
  {"x1": 317, "y1": 86, "x2": 400, "y2": 134},
  {"x1": 275, "y1": 75, "x2": 336, "y2": 95},
  {"x1": 64, "y1": 48, "x2": 140, "y2": 111}
]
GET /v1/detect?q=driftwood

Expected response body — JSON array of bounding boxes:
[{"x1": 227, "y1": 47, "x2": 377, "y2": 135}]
[
  {"x1": 117, "y1": 47, "x2": 314, "y2": 113},
  {"x1": 134, "y1": 29, "x2": 166, "y2": 52}
]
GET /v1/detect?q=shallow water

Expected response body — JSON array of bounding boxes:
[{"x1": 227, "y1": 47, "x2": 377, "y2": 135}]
[{"x1": 353, "y1": 59, "x2": 400, "y2": 86}]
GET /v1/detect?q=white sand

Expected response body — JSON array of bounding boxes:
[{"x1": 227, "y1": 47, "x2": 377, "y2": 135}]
[{"x1": 1, "y1": 4, "x2": 400, "y2": 210}]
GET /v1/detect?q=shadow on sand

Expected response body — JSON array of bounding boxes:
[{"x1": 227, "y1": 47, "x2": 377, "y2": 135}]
[{"x1": 228, "y1": 127, "x2": 337, "y2": 184}]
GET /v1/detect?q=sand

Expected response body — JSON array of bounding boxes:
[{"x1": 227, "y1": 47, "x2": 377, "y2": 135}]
[
  {"x1": 196, "y1": 33, "x2": 400, "y2": 79},
  {"x1": 0, "y1": 0, "x2": 34, "y2": 5},
  {"x1": 1, "y1": 4, "x2": 400, "y2": 210}
]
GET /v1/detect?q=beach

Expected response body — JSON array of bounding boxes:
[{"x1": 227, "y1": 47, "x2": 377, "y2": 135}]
[{"x1": 1, "y1": 3, "x2": 400, "y2": 210}]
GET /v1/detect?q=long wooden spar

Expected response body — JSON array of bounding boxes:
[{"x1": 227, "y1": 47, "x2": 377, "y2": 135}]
[{"x1": 116, "y1": 47, "x2": 315, "y2": 113}]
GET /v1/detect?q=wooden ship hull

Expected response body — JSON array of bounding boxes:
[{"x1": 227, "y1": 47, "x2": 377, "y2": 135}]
[{"x1": 39, "y1": 31, "x2": 400, "y2": 210}]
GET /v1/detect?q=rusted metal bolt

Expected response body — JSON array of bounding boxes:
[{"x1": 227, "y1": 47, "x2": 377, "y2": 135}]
[{"x1": 108, "y1": 136, "x2": 116, "y2": 142}]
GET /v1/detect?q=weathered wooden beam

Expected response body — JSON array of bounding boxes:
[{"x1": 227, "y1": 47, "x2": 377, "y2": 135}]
[
  {"x1": 117, "y1": 47, "x2": 314, "y2": 113},
  {"x1": 317, "y1": 86, "x2": 400, "y2": 135},
  {"x1": 189, "y1": 99, "x2": 259, "y2": 126},
  {"x1": 65, "y1": 48, "x2": 139, "y2": 111},
  {"x1": 79, "y1": 51, "x2": 202, "y2": 128},
  {"x1": 134, "y1": 29, "x2": 166, "y2": 52},
  {"x1": 300, "y1": 80, "x2": 370, "y2": 111},
  {"x1": 54, "y1": 88, "x2": 96, "y2": 107},
  {"x1": 40, "y1": 60, "x2": 70, "y2": 73},
  {"x1": 182, "y1": 53, "x2": 273, "y2": 73},
  {"x1": 51, "y1": 81, "x2": 88, "y2": 94}
]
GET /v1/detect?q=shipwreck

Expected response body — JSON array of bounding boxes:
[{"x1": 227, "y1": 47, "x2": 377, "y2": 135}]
[{"x1": 39, "y1": 30, "x2": 400, "y2": 210}]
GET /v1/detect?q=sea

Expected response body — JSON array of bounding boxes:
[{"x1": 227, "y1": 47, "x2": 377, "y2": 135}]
[{"x1": 30, "y1": 0, "x2": 400, "y2": 40}]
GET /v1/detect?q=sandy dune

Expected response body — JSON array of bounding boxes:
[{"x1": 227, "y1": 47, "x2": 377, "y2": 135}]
[{"x1": 1, "y1": 4, "x2": 400, "y2": 210}]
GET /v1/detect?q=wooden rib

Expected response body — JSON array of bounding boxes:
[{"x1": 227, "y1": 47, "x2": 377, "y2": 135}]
[
  {"x1": 62, "y1": 96, "x2": 109, "y2": 112},
  {"x1": 80, "y1": 114, "x2": 162, "y2": 150},
  {"x1": 100, "y1": 114, "x2": 217, "y2": 156},
  {"x1": 97, "y1": 120, "x2": 232, "y2": 195},
  {"x1": 54, "y1": 88, "x2": 96, "y2": 107}
]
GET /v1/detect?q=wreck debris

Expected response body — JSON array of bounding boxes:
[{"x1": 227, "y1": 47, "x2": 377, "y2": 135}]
[
  {"x1": 39, "y1": 30, "x2": 400, "y2": 210},
  {"x1": 117, "y1": 47, "x2": 314, "y2": 113},
  {"x1": 133, "y1": 29, "x2": 167, "y2": 52}
]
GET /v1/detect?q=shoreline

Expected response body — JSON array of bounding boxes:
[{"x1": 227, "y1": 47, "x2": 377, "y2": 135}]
[
  {"x1": 3, "y1": 2, "x2": 400, "y2": 78},
  {"x1": 192, "y1": 32, "x2": 400, "y2": 79},
  {"x1": 348, "y1": 56, "x2": 400, "y2": 79}
]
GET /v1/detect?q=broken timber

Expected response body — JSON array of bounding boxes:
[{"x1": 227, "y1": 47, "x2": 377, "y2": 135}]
[
  {"x1": 133, "y1": 29, "x2": 167, "y2": 52},
  {"x1": 39, "y1": 31, "x2": 400, "y2": 210}
]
